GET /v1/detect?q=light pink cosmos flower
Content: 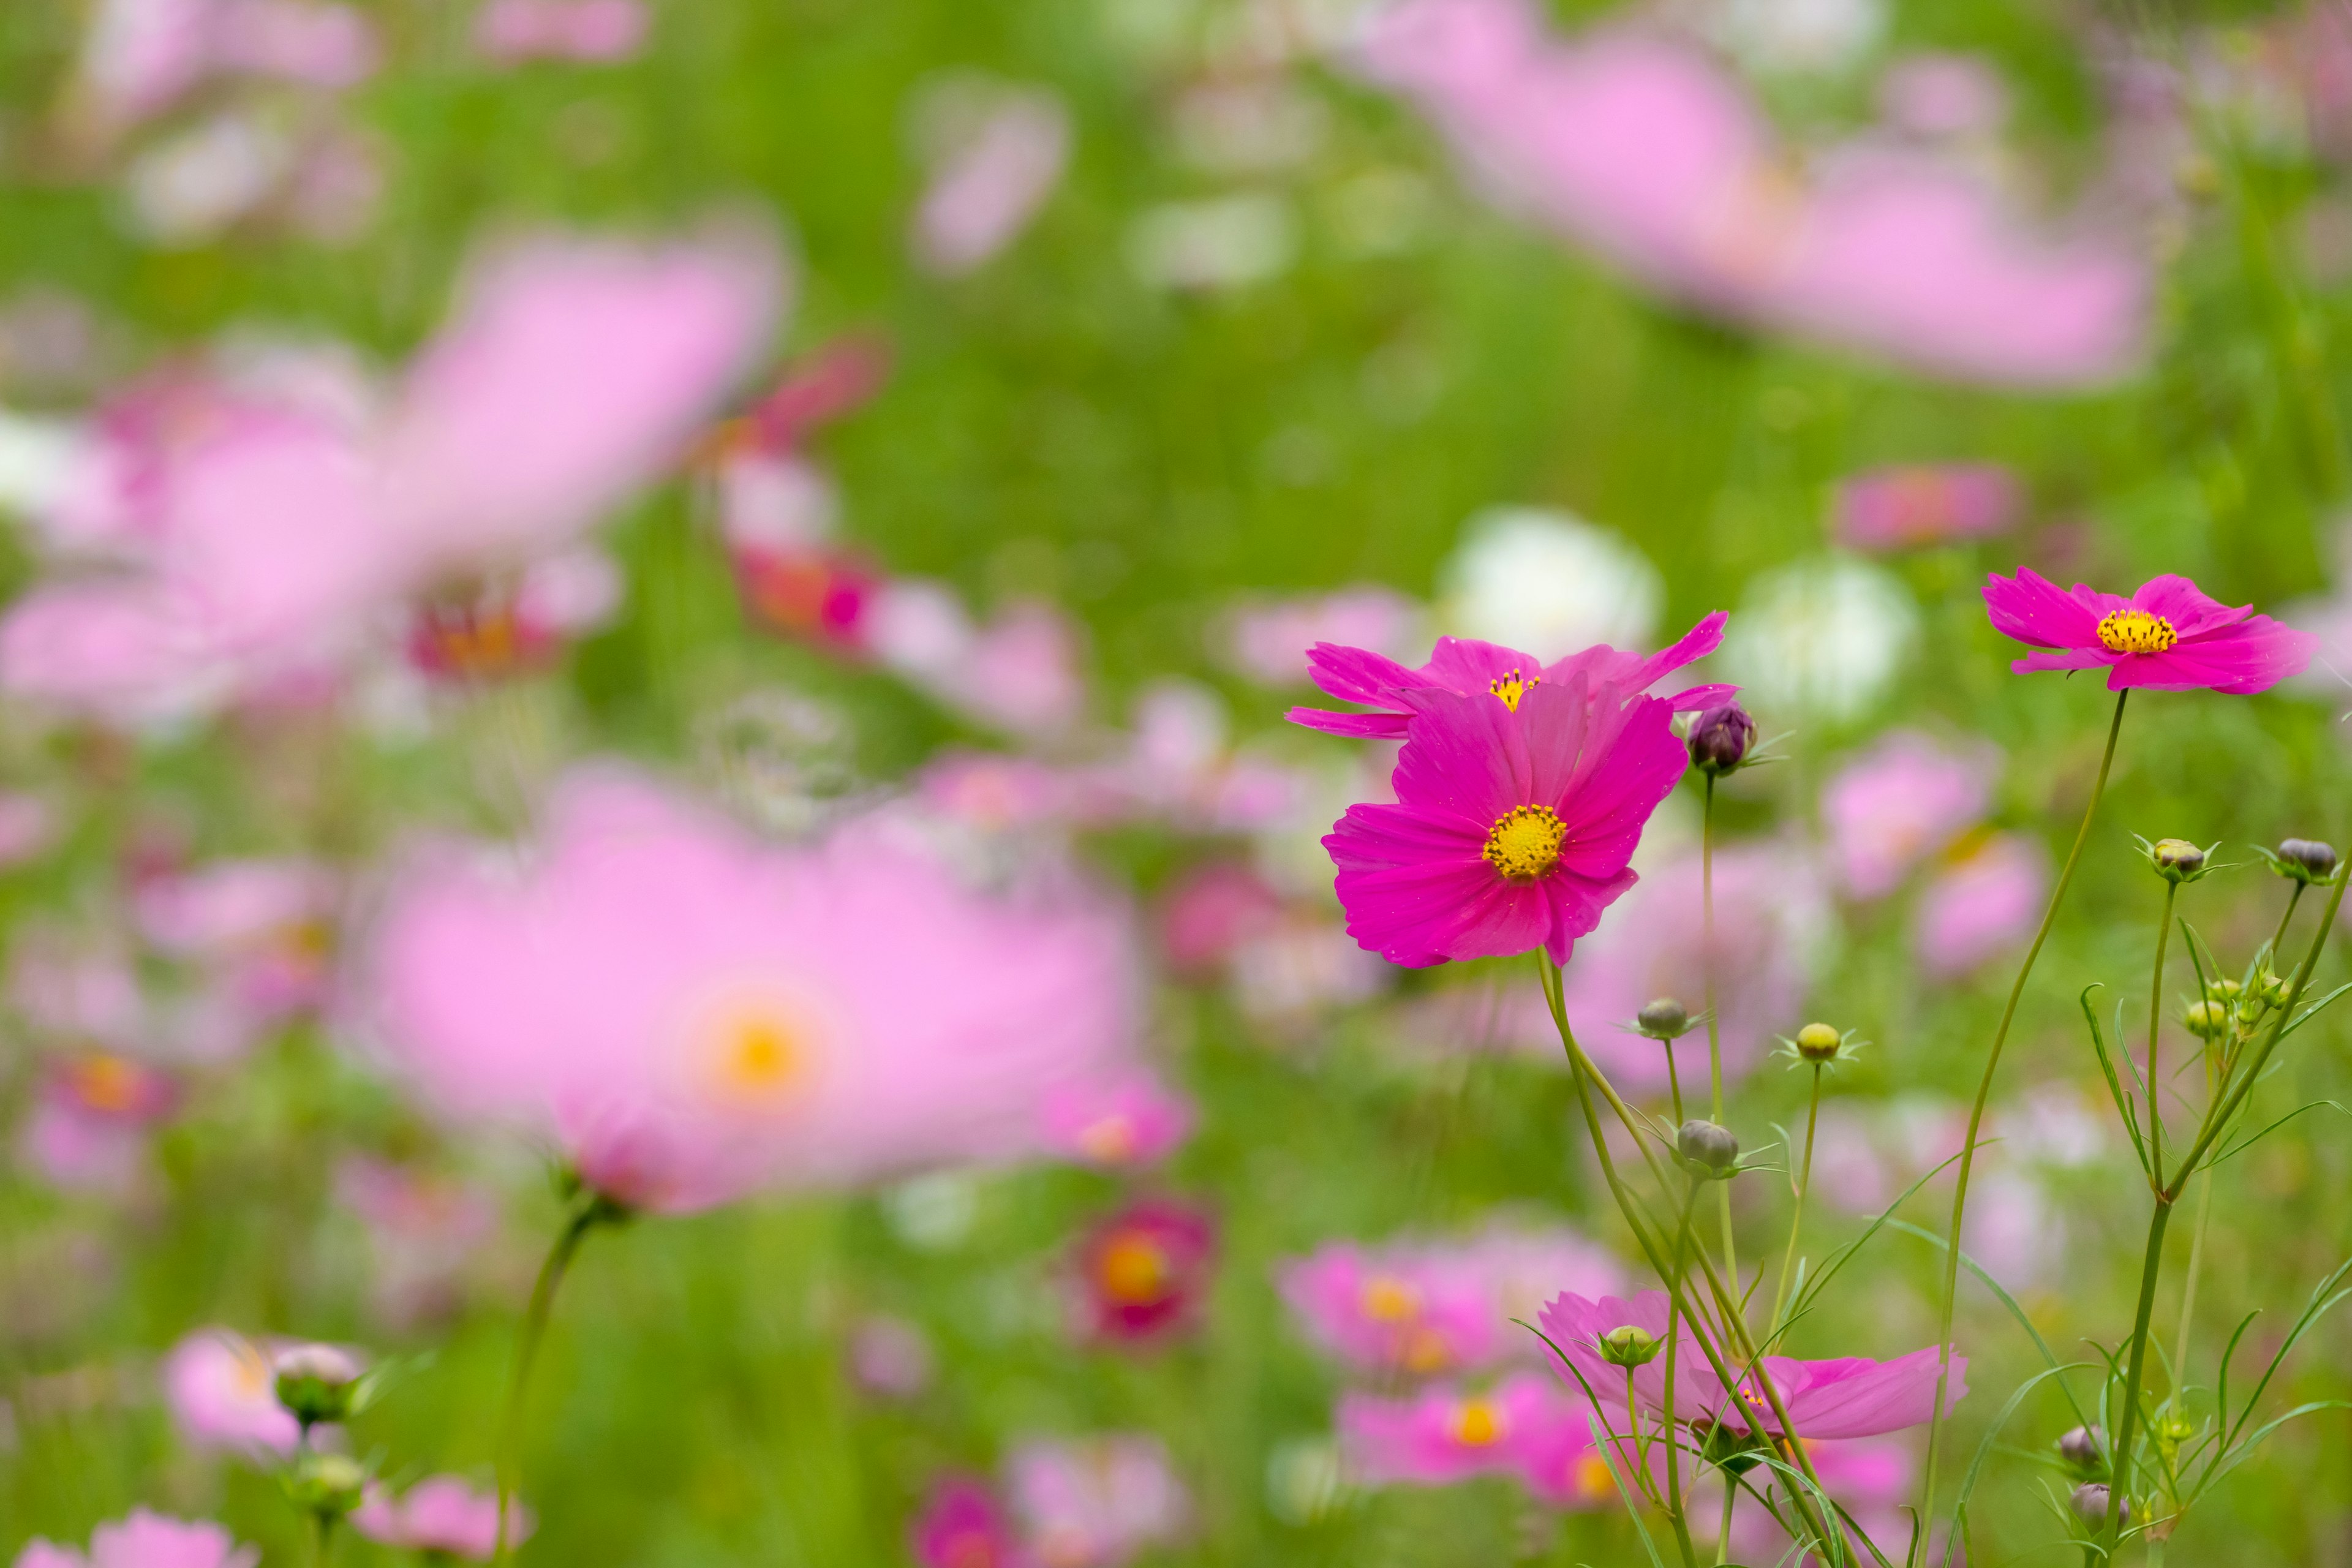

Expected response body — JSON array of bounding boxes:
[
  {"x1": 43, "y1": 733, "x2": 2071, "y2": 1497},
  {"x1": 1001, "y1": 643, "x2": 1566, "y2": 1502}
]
[
  {"x1": 162, "y1": 1328, "x2": 301, "y2": 1455},
  {"x1": 74, "y1": 0, "x2": 376, "y2": 132},
  {"x1": 911, "y1": 85, "x2": 1073, "y2": 276},
  {"x1": 1913, "y1": 831, "x2": 2047, "y2": 979},
  {"x1": 473, "y1": 0, "x2": 647, "y2": 64},
  {"x1": 1288, "y1": 615, "x2": 1732, "y2": 738},
  {"x1": 848, "y1": 1314, "x2": 935, "y2": 1400},
  {"x1": 1340, "y1": 1372, "x2": 1602, "y2": 1503},
  {"x1": 1834, "y1": 464, "x2": 2020, "y2": 552},
  {"x1": 1350, "y1": 0, "x2": 2146, "y2": 387},
  {"x1": 0, "y1": 793, "x2": 57, "y2": 870},
  {"x1": 1878, "y1": 55, "x2": 2009, "y2": 140},
  {"x1": 1156, "y1": 861, "x2": 1284, "y2": 974},
  {"x1": 358, "y1": 768, "x2": 1143, "y2": 1213},
  {"x1": 867, "y1": 586, "x2": 1087, "y2": 739},
  {"x1": 1039, "y1": 1071, "x2": 1195, "y2": 1168},
  {"x1": 1, "y1": 233, "x2": 778, "y2": 722},
  {"x1": 351, "y1": 1477, "x2": 532, "y2": 1559},
  {"x1": 1556, "y1": 843, "x2": 1826, "y2": 1095},
  {"x1": 1820, "y1": 730, "x2": 1997, "y2": 898},
  {"x1": 133, "y1": 856, "x2": 337, "y2": 1017},
  {"x1": 1220, "y1": 587, "x2": 1425, "y2": 687},
  {"x1": 334, "y1": 1156, "x2": 498, "y2": 1327},
  {"x1": 1541, "y1": 1291, "x2": 1964, "y2": 1439},
  {"x1": 1984, "y1": 568, "x2": 2316, "y2": 693},
  {"x1": 16, "y1": 1510, "x2": 258, "y2": 1568},
  {"x1": 19, "y1": 1052, "x2": 179, "y2": 1196},
  {"x1": 1005, "y1": 1433, "x2": 1188, "y2": 1568}
]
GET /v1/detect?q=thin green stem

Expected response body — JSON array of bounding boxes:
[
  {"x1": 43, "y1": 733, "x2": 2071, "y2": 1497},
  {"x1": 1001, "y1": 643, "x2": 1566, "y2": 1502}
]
[
  {"x1": 1770, "y1": 1066, "x2": 1823, "y2": 1334},
  {"x1": 1664, "y1": 1037, "x2": 1686, "y2": 1125},
  {"x1": 1700, "y1": 775, "x2": 1738, "y2": 1306},
  {"x1": 2146, "y1": 881, "x2": 2177, "y2": 1185},
  {"x1": 493, "y1": 1197, "x2": 613, "y2": 1564},
  {"x1": 312, "y1": 1513, "x2": 334, "y2": 1568},
  {"x1": 1915, "y1": 688, "x2": 2128, "y2": 1556},
  {"x1": 2267, "y1": 881, "x2": 2307, "y2": 971},
  {"x1": 1665, "y1": 1183, "x2": 1702, "y2": 1544},
  {"x1": 1715, "y1": 1471, "x2": 1736, "y2": 1566},
  {"x1": 2169, "y1": 1142, "x2": 2214, "y2": 1422},
  {"x1": 2105, "y1": 1199, "x2": 2176, "y2": 1547}
]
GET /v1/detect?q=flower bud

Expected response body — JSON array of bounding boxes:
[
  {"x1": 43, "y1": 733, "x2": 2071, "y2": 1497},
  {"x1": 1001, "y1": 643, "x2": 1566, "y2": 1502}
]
[
  {"x1": 2253, "y1": 970, "x2": 2290, "y2": 1008},
  {"x1": 1676, "y1": 1119, "x2": 1740, "y2": 1179},
  {"x1": 273, "y1": 1343, "x2": 363, "y2": 1428},
  {"x1": 1687, "y1": 703, "x2": 1756, "y2": 776},
  {"x1": 1793, "y1": 1022, "x2": 1841, "y2": 1063},
  {"x1": 2274, "y1": 839, "x2": 2339, "y2": 884},
  {"x1": 2057, "y1": 1424, "x2": 2106, "y2": 1474},
  {"x1": 2147, "y1": 838, "x2": 2207, "y2": 882},
  {"x1": 285, "y1": 1453, "x2": 367, "y2": 1520},
  {"x1": 1597, "y1": 1324, "x2": 1660, "y2": 1368},
  {"x1": 1635, "y1": 998, "x2": 1691, "y2": 1041},
  {"x1": 2070, "y1": 1482, "x2": 2126, "y2": 1528},
  {"x1": 2182, "y1": 999, "x2": 2231, "y2": 1041}
]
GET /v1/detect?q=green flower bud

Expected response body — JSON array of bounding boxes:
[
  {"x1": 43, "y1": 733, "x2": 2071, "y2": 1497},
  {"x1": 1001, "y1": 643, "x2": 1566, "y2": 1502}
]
[
  {"x1": 2146, "y1": 838, "x2": 2208, "y2": 883},
  {"x1": 285, "y1": 1453, "x2": 367, "y2": 1520},
  {"x1": 1793, "y1": 1022, "x2": 1842, "y2": 1063},
  {"x1": 2182, "y1": 999, "x2": 2231, "y2": 1041},
  {"x1": 1635, "y1": 998, "x2": 1691, "y2": 1041},
  {"x1": 1676, "y1": 1120, "x2": 1740, "y2": 1180},
  {"x1": 1597, "y1": 1324, "x2": 1660, "y2": 1368},
  {"x1": 273, "y1": 1344, "x2": 363, "y2": 1429}
]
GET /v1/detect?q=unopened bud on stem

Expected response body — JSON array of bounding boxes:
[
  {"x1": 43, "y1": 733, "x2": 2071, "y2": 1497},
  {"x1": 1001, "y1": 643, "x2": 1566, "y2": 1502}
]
[
  {"x1": 2070, "y1": 1482, "x2": 2126, "y2": 1528},
  {"x1": 1676, "y1": 1120, "x2": 1740, "y2": 1179},
  {"x1": 286, "y1": 1453, "x2": 367, "y2": 1520},
  {"x1": 2183, "y1": 999, "x2": 2231, "y2": 1041},
  {"x1": 1687, "y1": 703, "x2": 1756, "y2": 776},
  {"x1": 273, "y1": 1344, "x2": 363, "y2": 1429},
  {"x1": 1598, "y1": 1325, "x2": 1660, "y2": 1367},
  {"x1": 1635, "y1": 998, "x2": 1691, "y2": 1041},
  {"x1": 2146, "y1": 838, "x2": 2208, "y2": 883},
  {"x1": 2274, "y1": 838, "x2": 2339, "y2": 884},
  {"x1": 2058, "y1": 1424, "x2": 2106, "y2": 1474},
  {"x1": 1793, "y1": 1022, "x2": 1841, "y2": 1063}
]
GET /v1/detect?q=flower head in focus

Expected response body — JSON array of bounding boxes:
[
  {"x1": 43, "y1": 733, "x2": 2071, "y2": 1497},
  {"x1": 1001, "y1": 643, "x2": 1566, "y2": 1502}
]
[
  {"x1": 1073, "y1": 1197, "x2": 1217, "y2": 1344},
  {"x1": 1983, "y1": 568, "x2": 2316, "y2": 693},
  {"x1": 1322, "y1": 676, "x2": 1689, "y2": 966}
]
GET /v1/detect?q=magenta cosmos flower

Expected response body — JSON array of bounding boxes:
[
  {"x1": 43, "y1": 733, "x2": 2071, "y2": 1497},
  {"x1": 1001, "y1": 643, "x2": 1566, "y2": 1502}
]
[
  {"x1": 1983, "y1": 568, "x2": 2316, "y2": 693},
  {"x1": 1072, "y1": 1197, "x2": 1218, "y2": 1343},
  {"x1": 1323, "y1": 677, "x2": 1688, "y2": 967},
  {"x1": 1540, "y1": 1291, "x2": 1962, "y2": 1440},
  {"x1": 1288, "y1": 613, "x2": 1730, "y2": 739},
  {"x1": 1339, "y1": 1371, "x2": 1606, "y2": 1507}
]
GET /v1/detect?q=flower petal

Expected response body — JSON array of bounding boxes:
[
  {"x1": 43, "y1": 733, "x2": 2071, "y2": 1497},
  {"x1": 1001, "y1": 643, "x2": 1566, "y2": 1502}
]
[
  {"x1": 2128, "y1": 574, "x2": 2247, "y2": 639},
  {"x1": 1425, "y1": 636, "x2": 1542, "y2": 693},
  {"x1": 1393, "y1": 687, "x2": 1530, "y2": 823},
  {"x1": 1981, "y1": 567, "x2": 2106, "y2": 650},
  {"x1": 1305, "y1": 641, "x2": 1426, "y2": 708},
  {"x1": 1286, "y1": 704, "x2": 1411, "y2": 739}
]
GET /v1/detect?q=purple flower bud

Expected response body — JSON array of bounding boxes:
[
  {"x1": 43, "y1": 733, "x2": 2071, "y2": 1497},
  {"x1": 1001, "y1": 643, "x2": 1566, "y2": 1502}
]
[
  {"x1": 1687, "y1": 703, "x2": 1756, "y2": 775},
  {"x1": 2277, "y1": 839, "x2": 2339, "y2": 883},
  {"x1": 2070, "y1": 1482, "x2": 2126, "y2": 1527},
  {"x1": 2058, "y1": 1424, "x2": 2105, "y2": 1473}
]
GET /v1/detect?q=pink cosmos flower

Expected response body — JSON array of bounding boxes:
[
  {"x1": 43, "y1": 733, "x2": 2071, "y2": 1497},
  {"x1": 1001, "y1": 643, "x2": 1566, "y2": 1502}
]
[
  {"x1": 1072, "y1": 1198, "x2": 1217, "y2": 1344},
  {"x1": 132, "y1": 855, "x2": 337, "y2": 1017},
  {"x1": 1350, "y1": 0, "x2": 2146, "y2": 387},
  {"x1": 16, "y1": 1510, "x2": 258, "y2": 1568},
  {"x1": 1323, "y1": 676, "x2": 1689, "y2": 967},
  {"x1": 473, "y1": 0, "x2": 647, "y2": 64},
  {"x1": 1155, "y1": 862, "x2": 1284, "y2": 974},
  {"x1": 1340, "y1": 1372, "x2": 1602, "y2": 1504},
  {"x1": 1220, "y1": 587, "x2": 1425, "y2": 688},
  {"x1": 1913, "y1": 831, "x2": 2048, "y2": 979},
  {"x1": 405, "y1": 548, "x2": 621, "y2": 681},
  {"x1": 1004, "y1": 1434, "x2": 1188, "y2": 1568},
  {"x1": 848, "y1": 1314, "x2": 935, "y2": 1400},
  {"x1": 74, "y1": 0, "x2": 375, "y2": 133},
  {"x1": 1539, "y1": 1291, "x2": 1964, "y2": 1439},
  {"x1": 358, "y1": 768, "x2": 1142, "y2": 1214},
  {"x1": 1039, "y1": 1072, "x2": 1195, "y2": 1168},
  {"x1": 911, "y1": 86, "x2": 1073, "y2": 276},
  {"x1": 1287, "y1": 614, "x2": 1731, "y2": 738},
  {"x1": 911, "y1": 1476, "x2": 1020, "y2": 1568},
  {"x1": 1983, "y1": 568, "x2": 2316, "y2": 693},
  {"x1": 334, "y1": 1156, "x2": 497, "y2": 1327},
  {"x1": 20, "y1": 1050, "x2": 179, "y2": 1195},
  {"x1": 1834, "y1": 464, "x2": 2019, "y2": 552},
  {"x1": 1820, "y1": 731, "x2": 1997, "y2": 898},
  {"x1": 351, "y1": 1477, "x2": 532, "y2": 1559},
  {"x1": 0, "y1": 793, "x2": 58, "y2": 870},
  {"x1": 869, "y1": 587, "x2": 1087, "y2": 739},
  {"x1": 162, "y1": 1328, "x2": 301, "y2": 1455},
  {"x1": 1724, "y1": 1437, "x2": 1912, "y2": 1566}
]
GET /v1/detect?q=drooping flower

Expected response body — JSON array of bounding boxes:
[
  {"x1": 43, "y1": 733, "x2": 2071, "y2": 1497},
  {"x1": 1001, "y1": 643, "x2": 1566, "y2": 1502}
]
[
  {"x1": 1321, "y1": 676, "x2": 1689, "y2": 967},
  {"x1": 1539, "y1": 1291, "x2": 1964, "y2": 1439},
  {"x1": 15, "y1": 1510, "x2": 258, "y2": 1568},
  {"x1": 350, "y1": 1477, "x2": 532, "y2": 1559},
  {"x1": 1983, "y1": 568, "x2": 2316, "y2": 693},
  {"x1": 358, "y1": 769, "x2": 1142, "y2": 1214},
  {"x1": 1004, "y1": 1433, "x2": 1188, "y2": 1568},
  {"x1": 910, "y1": 1476, "x2": 1019, "y2": 1568},
  {"x1": 1339, "y1": 1373, "x2": 1605, "y2": 1506},
  {"x1": 161, "y1": 1329, "x2": 301, "y2": 1455},
  {"x1": 1072, "y1": 1197, "x2": 1217, "y2": 1344},
  {"x1": 1834, "y1": 464, "x2": 2019, "y2": 551},
  {"x1": 1289, "y1": 612, "x2": 1732, "y2": 739},
  {"x1": 1820, "y1": 731, "x2": 1998, "y2": 898}
]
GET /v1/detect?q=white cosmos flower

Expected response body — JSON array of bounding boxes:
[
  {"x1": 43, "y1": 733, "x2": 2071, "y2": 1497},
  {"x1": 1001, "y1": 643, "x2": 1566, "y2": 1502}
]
[
  {"x1": 1719, "y1": 555, "x2": 1918, "y2": 722},
  {"x1": 1438, "y1": 507, "x2": 1661, "y2": 655}
]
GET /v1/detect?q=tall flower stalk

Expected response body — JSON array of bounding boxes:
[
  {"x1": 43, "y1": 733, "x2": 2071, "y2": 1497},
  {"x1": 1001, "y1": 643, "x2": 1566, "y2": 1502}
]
[{"x1": 494, "y1": 1192, "x2": 625, "y2": 1564}]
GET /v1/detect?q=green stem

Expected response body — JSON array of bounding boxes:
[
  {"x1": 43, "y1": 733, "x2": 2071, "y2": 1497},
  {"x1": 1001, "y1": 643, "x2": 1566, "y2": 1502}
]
[
  {"x1": 493, "y1": 1197, "x2": 612, "y2": 1564},
  {"x1": 2169, "y1": 1147, "x2": 2214, "y2": 1423},
  {"x1": 2268, "y1": 881, "x2": 2307, "y2": 972},
  {"x1": 1700, "y1": 775, "x2": 1738, "y2": 1308},
  {"x1": 1664, "y1": 1037, "x2": 1686, "y2": 1125},
  {"x1": 2147, "y1": 881, "x2": 2177, "y2": 1185},
  {"x1": 1665, "y1": 1183, "x2": 1702, "y2": 1544},
  {"x1": 1715, "y1": 1470, "x2": 1736, "y2": 1566},
  {"x1": 1770, "y1": 1066, "x2": 1823, "y2": 1335},
  {"x1": 1916, "y1": 688, "x2": 2128, "y2": 1555},
  {"x1": 313, "y1": 1513, "x2": 334, "y2": 1568},
  {"x1": 2105, "y1": 1199, "x2": 2176, "y2": 1548}
]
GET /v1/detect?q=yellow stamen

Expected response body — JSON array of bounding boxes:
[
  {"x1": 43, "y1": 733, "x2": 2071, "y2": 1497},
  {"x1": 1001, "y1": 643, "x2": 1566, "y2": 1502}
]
[
  {"x1": 1401, "y1": 1327, "x2": 1454, "y2": 1373},
  {"x1": 1482, "y1": 805, "x2": 1566, "y2": 882},
  {"x1": 1449, "y1": 1398, "x2": 1506, "y2": 1447},
  {"x1": 69, "y1": 1054, "x2": 145, "y2": 1115},
  {"x1": 1573, "y1": 1451, "x2": 1617, "y2": 1501},
  {"x1": 2097, "y1": 608, "x2": 2176, "y2": 655},
  {"x1": 1097, "y1": 1234, "x2": 1173, "y2": 1304},
  {"x1": 1487, "y1": 669, "x2": 1537, "y2": 710},
  {"x1": 1359, "y1": 1276, "x2": 1421, "y2": 1322}
]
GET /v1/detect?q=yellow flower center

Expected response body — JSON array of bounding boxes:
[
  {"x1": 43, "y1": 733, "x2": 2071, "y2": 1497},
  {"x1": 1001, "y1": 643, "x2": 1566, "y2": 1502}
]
[
  {"x1": 1076, "y1": 1115, "x2": 1139, "y2": 1163},
  {"x1": 1097, "y1": 1234, "x2": 1173, "y2": 1304},
  {"x1": 1573, "y1": 1451, "x2": 1617, "y2": 1501},
  {"x1": 67, "y1": 1054, "x2": 145, "y2": 1115},
  {"x1": 1401, "y1": 1327, "x2": 1454, "y2": 1373},
  {"x1": 2097, "y1": 609, "x2": 2176, "y2": 655},
  {"x1": 1449, "y1": 1398, "x2": 1507, "y2": 1447},
  {"x1": 1359, "y1": 1276, "x2": 1421, "y2": 1322},
  {"x1": 1487, "y1": 669, "x2": 1537, "y2": 710},
  {"x1": 1482, "y1": 805, "x2": 1566, "y2": 882}
]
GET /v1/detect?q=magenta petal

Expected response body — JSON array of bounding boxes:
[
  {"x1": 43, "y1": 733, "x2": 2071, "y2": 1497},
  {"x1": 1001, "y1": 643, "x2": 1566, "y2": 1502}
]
[
  {"x1": 1540, "y1": 866, "x2": 1635, "y2": 963},
  {"x1": 1662, "y1": 680, "x2": 1738, "y2": 712},
  {"x1": 1393, "y1": 688, "x2": 1531, "y2": 823},
  {"x1": 1515, "y1": 677, "x2": 1592, "y2": 808},
  {"x1": 1286, "y1": 704, "x2": 1412, "y2": 739},
  {"x1": 1336, "y1": 854, "x2": 1544, "y2": 964},
  {"x1": 1774, "y1": 1348, "x2": 1958, "y2": 1439},
  {"x1": 2128, "y1": 574, "x2": 2246, "y2": 638},
  {"x1": 1305, "y1": 641, "x2": 1428, "y2": 707},
  {"x1": 1325, "y1": 802, "x2": 1488, "y2": 870},
  {"x1": 1981, "y1": 567, "x2": 2105, "y2": 650},
  {"x1": 1424, "y1": 636, "x2": 1542, "y2": 692},
  {"x1": 1622, "y1": 609, "x2": 1728, "y2": 687},
  {"x1": 2010, "y1": 646, "x2": 2114, "y2": 674}
]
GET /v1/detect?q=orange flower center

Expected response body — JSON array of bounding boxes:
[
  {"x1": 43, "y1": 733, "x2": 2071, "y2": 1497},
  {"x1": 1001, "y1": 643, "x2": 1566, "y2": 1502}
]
[
  {"x1": 1573, "y1": 1451, "x2": 1617, "y2": 1501},
  {"x1": 1076, "y1": 1115, "x2": 1139, "y2": 1164},
  {"x1": 2097, "y1": 609, "x2": 2176, "y2": 655},
  {"x1": 1097, "y1": 1234, "x2": 1174, "y2": 1304},
  {"x1": 1487, "y1": 669, "x2": 1538, "y2": 710},
  {"x1": 1359, "y1": 1276, "x2": 1420, "y2": 1322},
  {"x1": 67, "y1": 1054, "x2": 145, "y2": 1115},
  {"x1": 1448, "y1": 1398, "x2": 1507, "y2": 1447},
  {"x1": 1482, "y1": 805, "x2": 1565, "y2": 882},
  {"x1": 1401, "y1": 1327, "x2": 1455, "y2": 1373}
]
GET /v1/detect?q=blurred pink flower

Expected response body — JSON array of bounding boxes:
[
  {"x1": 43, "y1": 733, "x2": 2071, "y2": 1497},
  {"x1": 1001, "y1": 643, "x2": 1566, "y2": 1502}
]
[
  {"x1": 1073, "y1": 1197, "x2": 1217, "y2": 1344},
  {"x1": 20, "y1": 1052, "x2": 179, "y2": 1196},
  {"x1": 9, "y1": 935, "x2": 145, "y2": 1047},
  {"x1": 351, "y1": 1477, "x2": 532, "y2": 1559},
  {"x1": 1984, "y1": 568, "x2": 2316, "y2": 693},
  {"x1": 405, "y1": 547, "x2": 622, "y2": 681},
  {"x1": 162, "y1": 1329, "x2": 301, "y2": 1455},
  {"x1": 75, "y1": 0, "x2": 375, "y2": 131},
  {"x1": 134, "y1": 856, "x2": 337, "y2": 1017},
  {"x1": 1540, "y1": 1291, "x2": 1964, "y2": 1439},
  {"x1": 359, "y1": 768, "x2": 1144, "y2": 1213},
  {"x1": 334, "y1": 1156, "x2": 497, "y2": 1326},
  {"x1": 1155, "y1": 862, "x2": 1284, "y2": 974},
  {"x1": 1725, "y1": 1437, "x2": 1912, "y2": 1565},
  {"x1": 16, "y1": 1511, "x2": 258, "y2": 1568},
  {"x1": 1221, "y1": 587, "x2": 1423, "y2": 687},
  {"x1": 1340, "y1": 1372, "x2": 1601, "y2": 1502},
  {"x1": 1005, "y1": 1434, "x2": 1188, "y2": 1568},
  {"x1": 1558, "y1": 843, "x2": 1825, "y2": 1095},
  {"x1": 869, "y1": 587, "x2": 1087, "y2": 738},
  {"x1": 213, "y1": 1, "x2": 378, "y2": 86},
  {"x1": 1834, "y1": 464, "x2": 2020, "y2": 552},
  {"x1": 911, "y1": 1476, "x2": 1019, "y2": 1568},
  {"x1": 1913, "y1": 831, "x2": 2046, "y2": 979},
  {"x1": 1280, "y1": 1223, "x2": 1621, "y2": 1377},
  {"x1": 1351, "y1": 0, "x2": 2146, "y2": 386},
  {"x1": 911, "y1": 86, "x2": 1072, "y2": 276},
  {"x1": 1878, "y1": 55, "x2": 2009, "y2": 141},
  {"x1": 0, "y1": 793, "x2": 57, "y2": 870},
  {"x1": 1040, "y1": 1072, "x2": 1194, "y2": 1168},
  {"x1": 848, "y1": 1313, "x2": 935, "y2": 1400},
  {"x1": 473, "y1": 0, "x2": 647, "y2": 64},
  {"x1": 1820, "y1": 730, "x2": 1997, "y2": 898}
]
